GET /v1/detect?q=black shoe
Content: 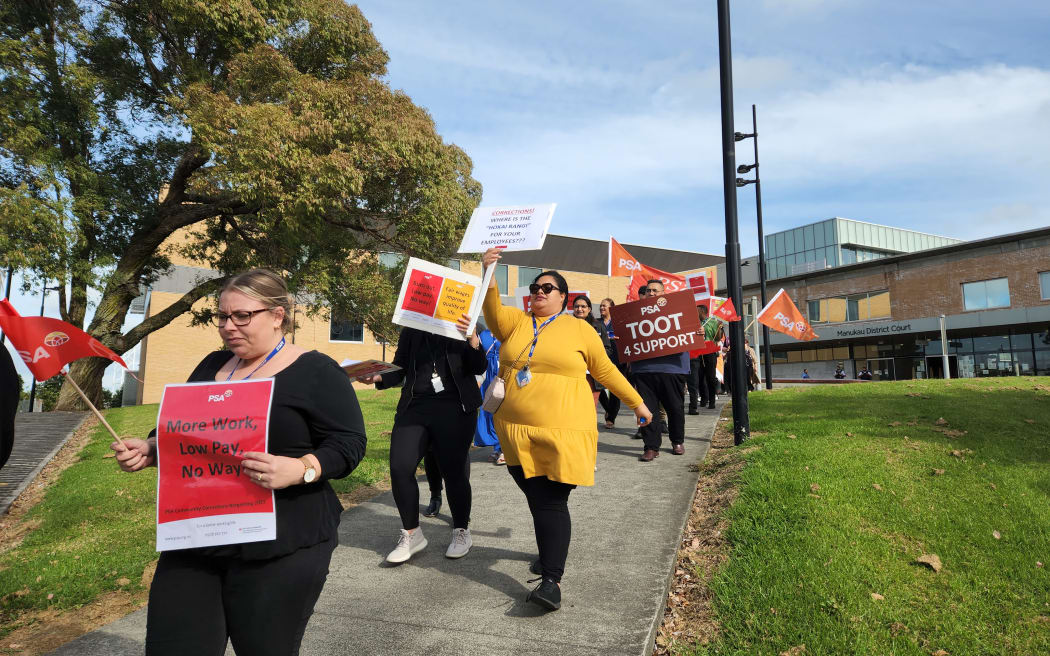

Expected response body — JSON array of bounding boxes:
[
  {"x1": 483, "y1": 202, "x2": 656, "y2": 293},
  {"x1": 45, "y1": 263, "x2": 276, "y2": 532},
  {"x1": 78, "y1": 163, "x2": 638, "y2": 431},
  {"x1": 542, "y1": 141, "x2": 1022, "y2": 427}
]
[
  {"x1": 708, "y1": 401, "x2": 716, "y2": 409},
  {"x1": 529, "y1": 558, "x2": 542, "y2": 575},
  {"x1": 661, "y1": 423, "x2": 668, "y2": 434},
  {"x1": 423, "y1": 496, "x2": 442, "y2": 517},
  {"x1": 687, "y1": 408, "x2": 699, "y2": 415},
  {"x1": 526, "y1": 577, "x2": 561, "y2": 611}
]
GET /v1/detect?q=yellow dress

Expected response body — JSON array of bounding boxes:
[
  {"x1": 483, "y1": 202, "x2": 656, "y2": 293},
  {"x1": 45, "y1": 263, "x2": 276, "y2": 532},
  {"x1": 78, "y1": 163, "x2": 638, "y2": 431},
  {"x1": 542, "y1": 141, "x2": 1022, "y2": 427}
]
[{"x1": 483, "y1": 286, "x2": 642, "y2": 486}]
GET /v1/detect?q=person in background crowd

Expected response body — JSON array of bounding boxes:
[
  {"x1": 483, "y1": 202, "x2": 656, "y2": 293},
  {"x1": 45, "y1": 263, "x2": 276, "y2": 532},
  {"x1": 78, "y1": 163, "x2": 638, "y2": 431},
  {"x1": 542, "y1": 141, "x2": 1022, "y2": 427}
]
[
  {"x1": 111, "y1": 268, "x2": 367, "y2": 656},
  {"x1": 364, "y1": 318, "x2": 488, "y2": 564},
  {"x1": 474, "y1": 319, "x2": 504, "y2": 466},
  {"x1": 421, "y1": 450, "x2": 443, "y2": 516},
  {"x1": 834, "y1": 363, "x2": 847, "y2": 379},
  {"x1": 743, "y1": 338, "x2": 760, "y2": 391},
  {"x1": 632, "y1": 279, "x2": 689, "y2": 461},
  {"x1": 858, "y1": 366, "x2": 873, "y2": 380},
  {"x1": 571, "y1": 295, "x2": 608, "y2": 409},
  {"x1": 1, "y1": 346, "x2": 18, "y2": 469},
  {"x1": 801, "y1": 368, "x2": 811, "y2": 379},
  {"x1": 481, "y1": 248, "x2": 652, "y2": 612},
  {"x1": 697, "y1": 303, "x2": 722, "y2": 410},
  {"x1": 597, "y1": 298, "x2": 626, "y2": 428}
]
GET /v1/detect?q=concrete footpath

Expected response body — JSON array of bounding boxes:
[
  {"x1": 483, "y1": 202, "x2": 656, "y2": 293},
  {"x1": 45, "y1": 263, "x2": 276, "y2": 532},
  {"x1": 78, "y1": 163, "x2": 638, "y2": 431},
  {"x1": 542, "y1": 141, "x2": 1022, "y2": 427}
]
[
  {"x1": 2, "y1": 412, "x2": 87, "y2": 514},
  {"x1": 52, "y1": 401, "x2": 723, "y2": 656}
]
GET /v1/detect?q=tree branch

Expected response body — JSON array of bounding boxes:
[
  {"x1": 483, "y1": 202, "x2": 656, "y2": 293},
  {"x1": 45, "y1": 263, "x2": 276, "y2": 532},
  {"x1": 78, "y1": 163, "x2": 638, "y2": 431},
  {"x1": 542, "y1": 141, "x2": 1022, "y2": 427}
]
[{"x1": 121, "y1": 274, "x2": 225, "y2": 348}]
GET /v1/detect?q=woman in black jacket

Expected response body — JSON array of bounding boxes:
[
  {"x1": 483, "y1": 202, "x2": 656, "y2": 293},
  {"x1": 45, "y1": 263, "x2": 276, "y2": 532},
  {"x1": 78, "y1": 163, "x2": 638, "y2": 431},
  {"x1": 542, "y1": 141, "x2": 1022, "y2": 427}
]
[{"x1": 365, "y1": 319, "x2": 487, "y2": 563}]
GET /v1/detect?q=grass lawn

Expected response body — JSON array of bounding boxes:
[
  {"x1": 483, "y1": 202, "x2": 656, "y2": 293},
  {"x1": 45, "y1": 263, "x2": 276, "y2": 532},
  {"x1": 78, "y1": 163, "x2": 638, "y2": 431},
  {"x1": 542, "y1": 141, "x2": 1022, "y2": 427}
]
[
  {"x1": 0, "y1": 387, "x2": 398, "y2": 636},
  {"x1": 680, "y1": 377, "x2": 1050, "y2": 656}
]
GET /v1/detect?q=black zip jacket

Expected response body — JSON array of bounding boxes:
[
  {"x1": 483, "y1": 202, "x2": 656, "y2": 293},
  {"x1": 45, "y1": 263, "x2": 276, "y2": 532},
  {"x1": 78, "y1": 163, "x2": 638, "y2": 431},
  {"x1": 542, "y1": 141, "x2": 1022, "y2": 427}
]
[{"x1": 376, "y1": 328, "x2": 488, "y2": 413}]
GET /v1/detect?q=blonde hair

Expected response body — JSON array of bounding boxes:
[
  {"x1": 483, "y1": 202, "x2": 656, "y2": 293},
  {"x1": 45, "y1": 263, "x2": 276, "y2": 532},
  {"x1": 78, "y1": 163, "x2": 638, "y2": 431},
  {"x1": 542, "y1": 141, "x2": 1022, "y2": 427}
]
[{"x1": 220, "y1": 268, "x2": 294, "y2": 333}]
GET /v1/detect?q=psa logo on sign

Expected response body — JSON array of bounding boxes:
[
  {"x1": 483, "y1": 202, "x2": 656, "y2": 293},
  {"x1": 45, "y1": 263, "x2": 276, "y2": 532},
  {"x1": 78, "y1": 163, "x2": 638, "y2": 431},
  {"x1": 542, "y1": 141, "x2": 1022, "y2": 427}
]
[{"x1": 208, "y1": 389, "x2": 234, "y2": 403}]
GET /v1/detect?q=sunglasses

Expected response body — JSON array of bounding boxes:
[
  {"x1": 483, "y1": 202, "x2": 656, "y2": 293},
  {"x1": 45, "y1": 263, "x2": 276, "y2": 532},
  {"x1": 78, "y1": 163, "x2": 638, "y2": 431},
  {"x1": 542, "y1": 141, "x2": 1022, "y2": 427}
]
[{"x1": 529, "y1": 283, "x2": 563, "y2": 295}]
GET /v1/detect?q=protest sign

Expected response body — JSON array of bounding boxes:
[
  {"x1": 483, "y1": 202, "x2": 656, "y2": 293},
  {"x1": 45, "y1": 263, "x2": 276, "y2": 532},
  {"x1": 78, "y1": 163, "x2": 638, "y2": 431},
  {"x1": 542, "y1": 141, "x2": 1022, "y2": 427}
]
[
  {"x1": 392, "y1": 258, "x2": 483, "y2": 340},
  {"x1": 687, "y1": 272, "x2": 711, "y2": 305},
  {"x1": 155, "y1": 378, "x2": 276, "y2": 551},
  {"x1": 457, "y1": 204, "x2": 557, "y2": 253},
  {"x1": 340, "y1": 359, "x2": 401, "y2": 381},
  {"x1": 609, "y1": 289, "x2": 702, "y2": 363},
  {"x1": 512, "y1": 286, "x2": 532, "y2": 312}
]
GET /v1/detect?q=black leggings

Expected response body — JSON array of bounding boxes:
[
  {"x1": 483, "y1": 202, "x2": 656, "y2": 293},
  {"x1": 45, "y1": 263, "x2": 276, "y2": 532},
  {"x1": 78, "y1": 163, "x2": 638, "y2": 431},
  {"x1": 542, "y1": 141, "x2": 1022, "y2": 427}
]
[
  {"x1": 597, "y1": 363, "x2": 627, "y2": 422},
  {"x1": 390, "y1": 397, "x2": 475, "y2": 530},
  {"x1": 145, "y1": 539, "x2": 335, "y2": 656},
  {"x1": 423, "y1": 450, "x2": 442, "y2": 497},
  {"x1": 508, "y1": 465, "x2": 576, "y2": 582}
]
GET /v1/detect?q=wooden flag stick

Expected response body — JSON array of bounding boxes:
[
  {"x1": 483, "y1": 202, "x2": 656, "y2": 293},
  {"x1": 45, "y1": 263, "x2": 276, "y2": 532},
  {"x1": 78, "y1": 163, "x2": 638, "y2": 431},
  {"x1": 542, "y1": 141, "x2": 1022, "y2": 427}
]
[
  {"x1": 744, "y1": 318, "x2": 756, "y2": 332},
  {"x1": 63, "y1": 372, "x2": 126, "y2": 449}
]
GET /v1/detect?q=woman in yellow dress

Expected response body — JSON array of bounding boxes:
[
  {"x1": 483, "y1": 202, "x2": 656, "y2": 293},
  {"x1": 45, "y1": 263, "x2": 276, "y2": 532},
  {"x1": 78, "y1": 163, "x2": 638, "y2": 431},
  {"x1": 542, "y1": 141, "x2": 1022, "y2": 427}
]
[{"x1": 481, "y1": 248, "x2": 652, "y2": 611}]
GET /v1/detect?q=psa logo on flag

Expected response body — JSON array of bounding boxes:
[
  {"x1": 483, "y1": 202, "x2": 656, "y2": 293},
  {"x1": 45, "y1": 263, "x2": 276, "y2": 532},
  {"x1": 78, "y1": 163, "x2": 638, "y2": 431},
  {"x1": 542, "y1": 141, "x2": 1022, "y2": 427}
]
[{"x1": 44, "y1": 331, "x2": 70, "y2": 347}]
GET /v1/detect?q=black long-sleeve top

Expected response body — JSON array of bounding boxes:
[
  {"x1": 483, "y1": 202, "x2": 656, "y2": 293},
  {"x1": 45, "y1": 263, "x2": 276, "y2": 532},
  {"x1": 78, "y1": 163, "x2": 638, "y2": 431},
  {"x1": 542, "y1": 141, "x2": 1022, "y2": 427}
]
[
  {"x1": 175, "y1": 350, "x2": 367, "y2": 560},
  {"x1": 376, "y1": 328, "x2": 488, "y2": 414}
]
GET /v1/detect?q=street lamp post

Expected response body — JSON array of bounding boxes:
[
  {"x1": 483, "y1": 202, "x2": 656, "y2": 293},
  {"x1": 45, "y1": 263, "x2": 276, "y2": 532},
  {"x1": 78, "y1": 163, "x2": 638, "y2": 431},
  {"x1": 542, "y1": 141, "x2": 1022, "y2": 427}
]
[
  {"x1": 0, "y1": 266, "x2": 12, "y2": 346},
  {"x1": 27, "y1": 283, "x2": 60, "y2": 412},
  {"x1": 716, "y1": 0, "x2": 750, "y2": 445},
  {"x1": 734, "y1": 105, "x2": 773, "y2": 389}
]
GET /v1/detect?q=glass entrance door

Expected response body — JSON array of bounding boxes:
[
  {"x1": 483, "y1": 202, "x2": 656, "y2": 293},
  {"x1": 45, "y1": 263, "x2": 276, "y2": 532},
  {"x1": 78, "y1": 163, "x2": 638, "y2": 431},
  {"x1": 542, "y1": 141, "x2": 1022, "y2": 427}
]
[{"x1": 853, "y1": 357, "x2": 895, "y2": 381}]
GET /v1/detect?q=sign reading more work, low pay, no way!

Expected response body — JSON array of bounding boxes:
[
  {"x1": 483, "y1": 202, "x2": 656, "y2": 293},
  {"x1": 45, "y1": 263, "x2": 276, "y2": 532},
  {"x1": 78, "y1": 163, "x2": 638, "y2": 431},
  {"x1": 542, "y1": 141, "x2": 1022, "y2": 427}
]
[
  {"x1": 457, "y1": 204, "x2": 557, "y2": 253},
  {"x1": 609, "y1": 289, "x2": 702, "y2": 363}
]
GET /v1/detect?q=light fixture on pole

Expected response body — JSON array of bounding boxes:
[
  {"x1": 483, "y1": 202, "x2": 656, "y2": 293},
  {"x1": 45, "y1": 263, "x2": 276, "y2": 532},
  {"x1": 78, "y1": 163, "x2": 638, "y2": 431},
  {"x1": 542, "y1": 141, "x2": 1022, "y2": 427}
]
[
  {"x1": 716, "y1": 0, "x2": 749, "y2": 444},
  {"x1": 732, "y1": 104, "x2": 773, "y2": 390}
]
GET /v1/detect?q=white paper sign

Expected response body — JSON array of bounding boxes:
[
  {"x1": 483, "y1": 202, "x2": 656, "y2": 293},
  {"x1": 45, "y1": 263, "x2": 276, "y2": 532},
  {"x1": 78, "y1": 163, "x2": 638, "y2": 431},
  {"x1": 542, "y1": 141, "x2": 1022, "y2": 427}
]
[
  {"x1": 457, "y1": 204, "x2": 557, "y2": 253},
  {"x1": 392, "y1": 258, "x2": 483, "y2": 340}
]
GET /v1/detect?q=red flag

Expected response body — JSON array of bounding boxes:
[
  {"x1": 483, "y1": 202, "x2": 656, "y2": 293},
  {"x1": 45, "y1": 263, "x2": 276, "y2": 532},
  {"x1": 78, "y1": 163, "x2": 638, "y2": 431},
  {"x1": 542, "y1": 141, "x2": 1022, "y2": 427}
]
[
  {"x1": 756, "y1": 288, "x2": 819, "y2": 341},
  {"x1": 0, "y1": 300, "x2": 129, "y2": 381},
  {"x1": 626, "y1": 271, "x2": 649, "y2": 301},
  {"x1": 711, "y1": 296, "x2": 741, "y2": 322},
  {"x1": 609, "y1": 238, "x2": 688, "y2": 292}
]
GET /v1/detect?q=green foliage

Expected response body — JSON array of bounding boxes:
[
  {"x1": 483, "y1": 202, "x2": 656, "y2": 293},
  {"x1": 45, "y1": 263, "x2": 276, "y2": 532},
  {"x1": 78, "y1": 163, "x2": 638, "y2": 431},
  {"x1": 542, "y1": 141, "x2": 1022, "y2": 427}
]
[
  {"x1": 0, "y1": 0, "x2": 481, "y2": 405},
  {"x1": 683, "y1": 378, "x2": 1050, "y2": 656},
  {"x1": 0, "y1": 388, "x2": 398, "y2": 627},
  {"x1": 34, "y1": 376, "x2": 63, "y2": 412},
  {"x1": 101, "y1": 387, "x2": 123, "y2": 409}
]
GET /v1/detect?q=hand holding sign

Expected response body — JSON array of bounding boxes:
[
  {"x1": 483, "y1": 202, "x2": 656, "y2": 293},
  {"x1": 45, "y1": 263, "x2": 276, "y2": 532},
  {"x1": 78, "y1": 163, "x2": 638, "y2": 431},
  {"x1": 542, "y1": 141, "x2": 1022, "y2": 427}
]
[{"x1": 242, "y1": 451, "x2": 317, "y2": 490}]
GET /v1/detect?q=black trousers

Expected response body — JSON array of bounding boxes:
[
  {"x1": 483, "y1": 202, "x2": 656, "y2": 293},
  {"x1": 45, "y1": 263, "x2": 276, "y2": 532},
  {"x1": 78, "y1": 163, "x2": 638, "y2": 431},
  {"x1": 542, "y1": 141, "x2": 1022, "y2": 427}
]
[
  {"x1": 686, "y1": 358, "x2": 703, "y2": 409},
  {"x1": 145, "y1": 539, "x2": 335, "y2": 656},
  {"x1": 508, "y1": 465, "x2": 576, "y2": 582},
  {"x1": 634, "y1": 372, "x2": 686, "y2": 449},
  {"x1": 423, "y1": 450, "x2": 442, "y2": 497},
  {"x1": 390, "y1": 397, "x2": 475, "y2": 530},
  {"x1": 700, "y1": 353, "x2": 719, "y2": 406},
  {"x1": 597, "y1": 363, "x2": 627, "y2": 422}
]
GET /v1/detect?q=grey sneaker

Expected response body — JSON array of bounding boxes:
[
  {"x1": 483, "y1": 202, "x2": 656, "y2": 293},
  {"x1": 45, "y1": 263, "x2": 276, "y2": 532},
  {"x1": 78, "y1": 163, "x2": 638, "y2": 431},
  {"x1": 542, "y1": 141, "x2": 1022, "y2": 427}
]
[
  {"x1": 386, "y1": 528, "x2": 427, "y2": 563},
  {"x1": 445, "y1": 528, "x2": 472, "y2": 559}
]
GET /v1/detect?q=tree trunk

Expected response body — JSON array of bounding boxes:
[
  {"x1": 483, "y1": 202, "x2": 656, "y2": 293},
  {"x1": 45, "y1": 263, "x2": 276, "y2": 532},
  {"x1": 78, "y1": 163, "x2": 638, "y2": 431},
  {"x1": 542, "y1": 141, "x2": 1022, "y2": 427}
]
[{"x1": 55, "y1": 357, "x2": 109, "y2": 411}]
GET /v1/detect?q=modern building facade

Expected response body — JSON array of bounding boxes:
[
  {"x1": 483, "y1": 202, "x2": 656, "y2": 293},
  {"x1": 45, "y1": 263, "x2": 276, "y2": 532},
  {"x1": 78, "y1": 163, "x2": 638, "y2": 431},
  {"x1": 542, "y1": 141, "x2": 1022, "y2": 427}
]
[
  {"x1": 765, "y1": 218, "x2": 961, "y2": 280},
  {"x1": 722, "y1": 225, "x2": 1050, "y2": 381},
  {"x1": 135, "y1": 233, "x2": 721, "y2": 404}
]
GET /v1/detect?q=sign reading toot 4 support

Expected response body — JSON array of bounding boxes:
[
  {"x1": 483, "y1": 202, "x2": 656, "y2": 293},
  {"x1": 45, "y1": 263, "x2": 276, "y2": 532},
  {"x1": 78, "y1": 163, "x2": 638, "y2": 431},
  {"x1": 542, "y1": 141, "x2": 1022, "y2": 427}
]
[
  {"x1": 609, "y1": 289, "x2": 702, "y2": 363},
  {"x1": 392, "y1": 258, "x2": 483, "y2": 340},
  {"x1": 155, "y1": 378, "x2": 276, "y2": 551},
  {"x1": 457, "y1": 204, "x2": 557, "y2": 253}
]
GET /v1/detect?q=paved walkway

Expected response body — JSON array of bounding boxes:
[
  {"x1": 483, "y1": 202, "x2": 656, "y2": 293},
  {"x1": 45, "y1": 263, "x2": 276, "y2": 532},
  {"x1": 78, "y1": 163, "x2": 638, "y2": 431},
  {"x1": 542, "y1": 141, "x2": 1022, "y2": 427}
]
[
  {"x1": 52, "y1": 401, "x2": 724, "y2": 656},
  {"x1": 1, "y1": 411, "x2": 88, "y2": 514}
]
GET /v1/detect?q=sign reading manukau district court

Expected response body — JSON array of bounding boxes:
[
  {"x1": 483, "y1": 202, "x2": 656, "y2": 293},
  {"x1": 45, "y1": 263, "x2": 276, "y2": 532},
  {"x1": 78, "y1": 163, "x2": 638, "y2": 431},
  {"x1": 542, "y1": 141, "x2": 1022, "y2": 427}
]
[
  {"x1": 156, "y1": 378, "x2": 276, "y2": 551},
  {"x1": 609, "y1": 289, "x2": 702, "y2": 363}
]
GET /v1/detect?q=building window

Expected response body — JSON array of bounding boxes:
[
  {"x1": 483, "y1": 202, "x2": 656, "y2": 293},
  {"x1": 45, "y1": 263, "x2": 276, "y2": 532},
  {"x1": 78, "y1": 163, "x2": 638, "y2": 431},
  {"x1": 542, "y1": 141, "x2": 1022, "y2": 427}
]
[
  {"x1": 379, "y1": 252, "x2": 403, "y2": 270},
  {"x1": 494, "y1": 264, "x2": 508, "y2": 293},
  {"x1": 518, "y1": 266, "x2": 542, "y2": 288},
  {"x1": 807, "y1": 291, "x2": 890, "y2": 324},
  {"x1": 330, "y1": 314, "x2": 364, "y2": 343},
  {"x1": 1040, "y1": 271, "x2": 1050, "y2": 300},
  {"x1": 962, "y1": 278, "x2": 1010, "y2": 311},
  {"x1": 446, "y1": 259, "x2": 461, "y2": 271}
]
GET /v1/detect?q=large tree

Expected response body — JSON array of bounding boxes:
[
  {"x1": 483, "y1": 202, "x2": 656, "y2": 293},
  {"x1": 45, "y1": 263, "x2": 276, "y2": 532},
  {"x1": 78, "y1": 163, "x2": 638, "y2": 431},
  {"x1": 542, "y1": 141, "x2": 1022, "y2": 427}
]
[{"x1": 0, "y1": 0, "x2": 481, "y2": 409}]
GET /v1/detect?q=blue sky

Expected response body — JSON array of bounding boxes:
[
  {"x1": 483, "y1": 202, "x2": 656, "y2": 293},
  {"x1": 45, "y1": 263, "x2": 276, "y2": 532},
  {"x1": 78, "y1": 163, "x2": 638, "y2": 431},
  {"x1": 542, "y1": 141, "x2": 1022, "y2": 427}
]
[{"x1": 5, "y1": 0, "x2": 1049, "y2": 387}]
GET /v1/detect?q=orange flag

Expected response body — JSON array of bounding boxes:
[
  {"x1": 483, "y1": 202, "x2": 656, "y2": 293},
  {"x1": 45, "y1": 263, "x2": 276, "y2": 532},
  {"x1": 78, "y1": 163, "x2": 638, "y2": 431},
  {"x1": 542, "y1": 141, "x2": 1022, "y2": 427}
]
[
  {"x1": 610, "y1": 237, "x2": 688, "y2": 292},
  {"x1": 756, "y1": 289, "x2": 819, "y2": 341}
]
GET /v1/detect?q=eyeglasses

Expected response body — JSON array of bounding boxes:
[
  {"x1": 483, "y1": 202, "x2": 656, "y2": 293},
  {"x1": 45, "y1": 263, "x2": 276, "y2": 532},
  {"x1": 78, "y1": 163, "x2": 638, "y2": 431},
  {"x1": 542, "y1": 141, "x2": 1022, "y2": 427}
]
[
  {"x1": 573, "y1": 304, "x2": 589, "y2": 311},
  {"x1": 529, "y1": 283, "x2": 562, "y2": 295},
  {"x1": 213, "y1": 308, "x2": 273, "y2": 327}
]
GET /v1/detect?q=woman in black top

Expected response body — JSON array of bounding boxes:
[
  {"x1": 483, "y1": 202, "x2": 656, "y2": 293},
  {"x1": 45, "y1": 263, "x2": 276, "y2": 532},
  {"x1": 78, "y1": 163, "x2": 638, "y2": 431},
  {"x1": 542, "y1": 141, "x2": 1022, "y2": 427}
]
[
  {"x1": 111, "y1": 269, "x2": 366, "y2": 656},
  {"x1": 363, "y1": 321, "x2": 487, "y2": 563},
  {"x1": 571, "y1": 295, "x2": 610, "y2": 409}
]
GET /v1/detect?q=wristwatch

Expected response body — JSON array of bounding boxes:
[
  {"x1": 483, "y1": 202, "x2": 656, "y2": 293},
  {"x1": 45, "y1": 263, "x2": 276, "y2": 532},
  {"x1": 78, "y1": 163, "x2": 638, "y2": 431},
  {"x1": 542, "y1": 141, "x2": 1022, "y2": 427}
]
[{"x1": 299, "y1": 456, "x2": 318, "y2": 484}]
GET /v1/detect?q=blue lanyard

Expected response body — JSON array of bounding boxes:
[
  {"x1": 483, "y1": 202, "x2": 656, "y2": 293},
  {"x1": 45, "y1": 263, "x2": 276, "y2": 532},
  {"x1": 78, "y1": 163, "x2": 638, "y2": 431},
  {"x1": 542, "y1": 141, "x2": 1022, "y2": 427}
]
[
  {"x1": 528, "y1": 314, "x2": 559, "y2": 361},
  {"x1": 225, "y1": 336, "x2": 285, "y2": 381}
]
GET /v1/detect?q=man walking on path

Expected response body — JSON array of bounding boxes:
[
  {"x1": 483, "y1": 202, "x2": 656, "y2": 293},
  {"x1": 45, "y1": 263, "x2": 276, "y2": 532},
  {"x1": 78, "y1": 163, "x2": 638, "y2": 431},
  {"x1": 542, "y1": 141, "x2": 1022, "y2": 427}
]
[
  {"x1": 697, "y1": 304, "x2": 722, "y2": 410},
  {"x1": 631, "y1": 280, "x2": 689, "y2": 461}
]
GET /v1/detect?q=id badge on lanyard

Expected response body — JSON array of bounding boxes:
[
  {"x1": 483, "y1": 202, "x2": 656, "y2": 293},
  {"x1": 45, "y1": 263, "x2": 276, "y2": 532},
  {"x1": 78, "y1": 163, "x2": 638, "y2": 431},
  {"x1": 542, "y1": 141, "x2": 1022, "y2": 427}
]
[{"x1": 517, "y1": 314, "x2": 557, "y2": 388}]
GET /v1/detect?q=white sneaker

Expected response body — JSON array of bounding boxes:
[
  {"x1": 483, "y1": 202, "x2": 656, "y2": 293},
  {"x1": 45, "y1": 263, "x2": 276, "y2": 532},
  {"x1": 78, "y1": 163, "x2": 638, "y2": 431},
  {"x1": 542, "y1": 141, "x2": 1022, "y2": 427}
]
[
  {"x1": 445, "y1": 528, "x2": 472, "y2": 559},
  {"x1": 386, "y1": 528, "x2": 427, "y2": 563}
]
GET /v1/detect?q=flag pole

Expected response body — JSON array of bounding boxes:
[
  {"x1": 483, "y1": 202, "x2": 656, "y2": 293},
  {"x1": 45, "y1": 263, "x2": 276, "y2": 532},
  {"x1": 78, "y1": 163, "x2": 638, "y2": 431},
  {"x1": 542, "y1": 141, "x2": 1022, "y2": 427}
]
[{"x1": 63, "y1": 371, "x2": 127, "y2": 448}]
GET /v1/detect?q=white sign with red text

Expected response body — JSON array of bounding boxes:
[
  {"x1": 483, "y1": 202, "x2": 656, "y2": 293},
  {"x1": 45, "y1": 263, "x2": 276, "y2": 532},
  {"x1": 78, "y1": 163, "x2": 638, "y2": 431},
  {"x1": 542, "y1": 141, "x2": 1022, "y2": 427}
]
[{"x1": 457, "y1": 204, "x2": 557, "y2": 253}]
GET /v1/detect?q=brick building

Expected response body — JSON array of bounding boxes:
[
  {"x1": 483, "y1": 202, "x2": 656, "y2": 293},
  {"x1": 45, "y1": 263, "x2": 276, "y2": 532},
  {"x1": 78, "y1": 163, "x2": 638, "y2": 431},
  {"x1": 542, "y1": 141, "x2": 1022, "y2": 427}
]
[
  {"x1": 134, "y1": 234, "x2": 721, "y2": 404},
  {"x1": 718, "y1": 225, "x2": 1050, "y2": 381}
]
